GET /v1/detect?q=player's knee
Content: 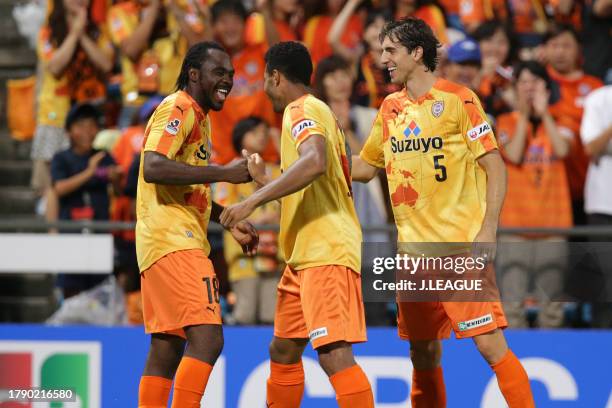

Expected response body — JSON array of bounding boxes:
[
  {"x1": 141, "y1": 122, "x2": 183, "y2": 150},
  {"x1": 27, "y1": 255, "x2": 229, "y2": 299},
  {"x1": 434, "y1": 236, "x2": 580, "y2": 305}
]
[
  {"x1": 410, "y1": 340, "x2": 442, "y2": 370},
  {"x1": 473, "y1": 330, "x2": 507, "y2": 365},
  {"x1": 269, "y1": 337, "x2": 306, "y2": 364},
  {"x1": 317, "y1": 341, "x2": 356, "y2": 377},
  {"x1": 145, "y1": 334, "x2": 186, "y2": 377},
  {"x1": 184, "y1": 325, "x2": 224, "y2": 364}
]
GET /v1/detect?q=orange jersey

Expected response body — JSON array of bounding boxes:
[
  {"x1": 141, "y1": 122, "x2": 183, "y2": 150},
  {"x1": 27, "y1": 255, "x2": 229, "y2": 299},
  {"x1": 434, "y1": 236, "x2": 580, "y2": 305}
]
[
  {"x1": 244, "y1": 13, "x2": 297, "y2": 47},
  {"x1": 136, "y1": 91, "x2": 213, "y2": 272},
  {"x1": 360, "y1": 79, "x2": 497, "y2": 243},
  {"x1": 497, "y1": 112, "x2": 573, "y2": 228},
  {"x1": 548, "y1": 67, "x2": 603, "y2": 200},
  {"x1": 112, "y1": 125, "x2": 145, "y2": 174},
  {"x1": 208, "y1": 44, "x2": 277, "y2": 164},
  {"x1": 279, "y1": 94, "x2": 361, "y2": 272},
  {"x1": 303, "y1": 15, "x2": 363, "y2": 67}
]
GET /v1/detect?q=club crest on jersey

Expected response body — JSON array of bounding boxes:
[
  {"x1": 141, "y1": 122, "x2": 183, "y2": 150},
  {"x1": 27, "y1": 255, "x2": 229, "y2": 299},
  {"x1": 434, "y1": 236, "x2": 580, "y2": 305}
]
[
  {"x1": 165, "y1": 119, "x2": 181, "y2": 135},
  {"x1": 291, "y1": 119, "x2": 316, "y2": 139},
  {"x1": 467, "y1": 122, "x2": 492, "y2": 141},
  {"x1": 403, "y1": 120, "x2": 421, "y2": 138},
  {"x1": 431, "y1": 100, "x2": 444, "y2": 118}
]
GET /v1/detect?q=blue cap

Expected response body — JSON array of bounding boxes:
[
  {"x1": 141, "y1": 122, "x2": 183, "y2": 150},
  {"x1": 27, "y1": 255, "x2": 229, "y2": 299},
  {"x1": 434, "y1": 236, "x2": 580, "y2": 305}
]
[{"x1": 448, "y1": 38, "x2": 481, "y2": 64}]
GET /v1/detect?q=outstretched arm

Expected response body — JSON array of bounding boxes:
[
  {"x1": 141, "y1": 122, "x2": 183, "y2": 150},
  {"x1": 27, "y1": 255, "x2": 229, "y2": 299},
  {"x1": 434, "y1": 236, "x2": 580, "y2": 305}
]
[
  {"x1": 143, "y1": 151, "x2": 251, "y2": 185},
  {"x1": 220, "y1": 135, "x2": 326, "y2": 227}
]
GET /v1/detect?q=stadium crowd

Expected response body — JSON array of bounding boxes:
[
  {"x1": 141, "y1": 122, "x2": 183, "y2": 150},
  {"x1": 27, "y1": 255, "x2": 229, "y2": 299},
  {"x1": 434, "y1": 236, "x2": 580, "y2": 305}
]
[{"x1": 23, "y1": 0, "x2": 612, "y2": 328}]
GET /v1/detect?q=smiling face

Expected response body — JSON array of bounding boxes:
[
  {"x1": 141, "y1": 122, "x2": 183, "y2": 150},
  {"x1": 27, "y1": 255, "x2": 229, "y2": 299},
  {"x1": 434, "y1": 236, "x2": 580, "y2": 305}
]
[
  {"x1": 213, "y1": 12, "x2": 245, "y2": 53},
  {"x1": 381, "y1": 35, "x2": 418, "y2": 85},
  {"x1": 195, "y1": 48, "x2": 234, "y2": 111}
]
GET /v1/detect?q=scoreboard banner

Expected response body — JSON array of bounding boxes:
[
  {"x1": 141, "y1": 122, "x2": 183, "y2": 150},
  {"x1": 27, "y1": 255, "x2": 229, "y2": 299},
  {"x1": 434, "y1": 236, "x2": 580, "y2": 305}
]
[{"x1": 0, "y1": 325, "x2": 610, "y2": 407}]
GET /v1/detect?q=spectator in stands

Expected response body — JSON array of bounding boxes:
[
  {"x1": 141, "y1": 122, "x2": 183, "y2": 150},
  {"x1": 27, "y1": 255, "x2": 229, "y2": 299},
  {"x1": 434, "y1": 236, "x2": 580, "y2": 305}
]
[
  {"x1": 544, "y1": 23, "x2": 603, "y2": 225},
  {"x1": 245, "y1": 0, "x2": 300, "y2": 47},
  {"x1": 496, "y1": 61, "x2": 573, "y2": 328},
  {"x1": 205, "y1": 0, "x2": 278, "y2": 164},
  {"x1": 107, "y1": 0, "x2": 208, "y2": 128},
  {"x1": 303, "y1": 0, "x2": 364, "y2": 66},
  {"x1": 580, "y1": 0, "x2": 612, "y2": 83},
  {"x1": 328, "y1": 3, "x2": 399, "y2": 108},
  {"x1": 442, "y1": 37, "x2": 481, "y2": 90},
  {"x1": 31, "y1": 0, "x2": 113, "y2": 225},
  {"x1": 471, "y1": 21, "x2": 517, "y2": 118},
  {"x1": 215, "y1": 117, "x2": 281, "y2": 325},
  {"x1": 580, "y1": 85, "x2": 612, "y2": 327},
  {"x1": 51, "y1": 104, "x2": 121, "y2": 299},
  {"x1": 393, "y1": 0, "x2": 448, "y2": 44}
]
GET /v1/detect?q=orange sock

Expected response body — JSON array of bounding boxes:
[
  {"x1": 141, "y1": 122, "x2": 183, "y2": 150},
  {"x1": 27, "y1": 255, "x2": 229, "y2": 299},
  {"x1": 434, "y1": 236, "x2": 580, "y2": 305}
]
[
  {"x1": 411, "y1": 367, "x2": 446, "y2": 408},
  {"x1": 266, "y1": 361, "x2": 305, "y2": 408},
  {"x1": 491, "y1": 350, "x2": 535, "y2": 408},
  {"x1": 170, "y1": 357, "x2": 213, "y2": 408},
  {"x1": 138, "y1": 376, "x2": 172, "y2": 408},
  {"x1": 329, "y1": 364, "x2": 374, "y2": 408}
]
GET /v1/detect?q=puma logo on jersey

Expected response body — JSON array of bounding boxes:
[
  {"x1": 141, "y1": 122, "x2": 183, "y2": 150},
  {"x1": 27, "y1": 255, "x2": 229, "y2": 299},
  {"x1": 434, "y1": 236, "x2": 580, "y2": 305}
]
[
  {"x1": 391, "y1": 135, "x2": 443, "y2": 153},
  {"x1": 291, "y1": 119, "x2": 316, "y2": 139},
  {"x1": 466, "y1": 122, "x2": 492, "y2": 141}
]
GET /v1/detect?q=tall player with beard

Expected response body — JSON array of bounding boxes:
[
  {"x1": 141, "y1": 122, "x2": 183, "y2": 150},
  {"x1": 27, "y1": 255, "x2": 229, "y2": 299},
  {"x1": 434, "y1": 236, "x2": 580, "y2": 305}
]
[
  {"x1": 221, "y1": 42, "x2": 374, "y2": 408},
  {"x1": 135, "y1": 42, "x2": 259, "y2": 408},
  {"x1": 352, "y1": 19, "x2": 535, "y2": 408}
]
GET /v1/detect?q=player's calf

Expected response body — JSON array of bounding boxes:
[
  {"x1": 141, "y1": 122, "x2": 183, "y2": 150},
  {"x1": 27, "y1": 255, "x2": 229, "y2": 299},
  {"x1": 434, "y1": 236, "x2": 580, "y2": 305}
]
[
  {"x1": 139, "y1": 334, "x2": 185, "y2": 408},
  {"x1": 267, "y1": 337, "x2": 308, "y2": 408},
  {"x1": 409, "y1": 339, "x2": 446, "y2": 408}
]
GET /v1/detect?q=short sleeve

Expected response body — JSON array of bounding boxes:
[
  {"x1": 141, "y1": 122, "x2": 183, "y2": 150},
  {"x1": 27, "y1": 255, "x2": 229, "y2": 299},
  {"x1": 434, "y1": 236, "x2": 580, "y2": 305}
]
[
  {"x1": 359, "y1": 110, "x2": 385, "y2": 169},
  {"x1": 458, "y1": 90, "x2": 498, "y2": 158},
  {"x1": 50, "y1": 152, "x2": 69, "y2": 182},
  {"x1": 581, "y1": 90, "x2": 607, "y2": 144},
  {"x1": 143, "y1": 97, "x2": 193, "y2": 159},
  {"x1": 288, "y1": 99, "x2": 327, "y2": 149}
]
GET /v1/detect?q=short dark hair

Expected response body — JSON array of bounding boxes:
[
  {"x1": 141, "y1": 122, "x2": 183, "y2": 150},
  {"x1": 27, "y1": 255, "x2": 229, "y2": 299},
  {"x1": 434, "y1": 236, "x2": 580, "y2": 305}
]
[
  {"x1": 544, "y1": 23, "x2": 580, "y2": 44},
  {"x1": 472, "y1": 20, "x2": 517, "y2": 65},
  {"x1": 379, "y1": 17, "x2": 441, "y2": 72},
  {"x1": 232, "y1": 116, "x2": 265, "y2": 153},
  {"x1": 65, "y1": 103, "x2": 99, "y2": 130},
  {"x1": 211, "y1": 0, "x2": 248, "y2": 23},
  {"x1": 314, "y1": 55, "x2": 351, "y2": 103},
  {"x1": 264, "y1": 41, "x2": 313, "y2": 86},
  {"x1": 514, "y1": 60, "x2": 552, "y2": 89},
  {"x1": 175, "y1": 41, "x2": 226, "y2": 90}
]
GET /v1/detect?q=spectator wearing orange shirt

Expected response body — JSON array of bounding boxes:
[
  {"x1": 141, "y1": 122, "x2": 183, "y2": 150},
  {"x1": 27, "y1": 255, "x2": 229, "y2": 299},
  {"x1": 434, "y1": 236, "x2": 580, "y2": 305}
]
[
  {"x1": 328, "y1": 1, "x2": 399, "y2": 108},
  {"x1": 244, "y1": 0, "x2": 300, "y2": 47},
  {"x1": 472, "y1": 21, "x2": 517, "y2": 117},
  {"x1": 303, "y1": 0, "x2": 364, "y2": 66},
  {"x1": 497, "y1": 61, "x2": 573, "y2": 328},
  {"x1": 31, "y1": 0, "x2": 113, "y2": 227},
  {"x1": 206, "y1": 0, "x2": 278, "y2": 164},
  {"x1": 107, "y1": 0, "x2": 209, "y2": 129},
  {"x1": 544, "y1": 23, "x2": 603, "y2": 225}
]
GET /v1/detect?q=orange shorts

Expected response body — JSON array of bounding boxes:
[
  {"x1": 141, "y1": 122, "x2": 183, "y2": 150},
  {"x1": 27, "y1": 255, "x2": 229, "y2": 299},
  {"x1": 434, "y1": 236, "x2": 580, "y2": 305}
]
[
  {"x1": 397, "y1": 301, "x2": 508, "y2": 340},
  {"x1": 274, "y1": 265, "x2": 367, "y2": 349},
  {"x1": 141, "y1": 249, "x2": 222, "y2": 339}
]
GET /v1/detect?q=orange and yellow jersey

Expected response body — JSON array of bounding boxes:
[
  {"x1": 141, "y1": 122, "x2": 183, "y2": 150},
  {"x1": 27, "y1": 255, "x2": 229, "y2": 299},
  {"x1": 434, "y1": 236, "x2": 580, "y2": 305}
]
[
  {"x1": 279, "y1": 94, "x2": 362, "y2": 272},
  {"x1": 360, "y1": 79, "x2": 498, "y2": 243},
  {"x1": 135, "y1": 90, "x2": 213, "y2": 272}
]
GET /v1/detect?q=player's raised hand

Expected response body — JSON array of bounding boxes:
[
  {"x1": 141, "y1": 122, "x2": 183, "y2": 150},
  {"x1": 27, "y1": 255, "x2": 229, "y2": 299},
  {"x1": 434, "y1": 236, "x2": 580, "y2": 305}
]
[
  {"x1": 222, "y1": 158, "x2": 252, "y2": 184},
  {"x1": 242, "y1": 150, "x2": 267, "y2": 186},
  {"x1": 230, "y1": 220, "x2": 259, "y2": 256},
  {"x1": 220, "y1": 199, "x2": 257, "y2": 228}
]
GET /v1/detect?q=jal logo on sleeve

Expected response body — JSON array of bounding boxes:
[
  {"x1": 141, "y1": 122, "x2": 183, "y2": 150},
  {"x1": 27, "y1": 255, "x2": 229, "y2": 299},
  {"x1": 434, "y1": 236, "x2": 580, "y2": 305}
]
[
  {"x1": 467, "y1": 122, "x2": 492, "y2": 141},
  {"x1": 291, "y1": 120, "x2": 316, "y2": 139}
]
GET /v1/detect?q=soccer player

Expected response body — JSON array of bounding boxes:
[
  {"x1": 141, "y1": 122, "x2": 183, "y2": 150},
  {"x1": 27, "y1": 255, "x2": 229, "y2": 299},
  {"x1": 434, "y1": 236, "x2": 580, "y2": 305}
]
[
  {"x1": 220, "y1": 41, "x2": 374, "y2": 408},
  {"x1": 135, "y1": 41, "x2": 259, "y2": 408},
  {"x1": 351, "y1": 19, "x2": 535, "y2": 407}
]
